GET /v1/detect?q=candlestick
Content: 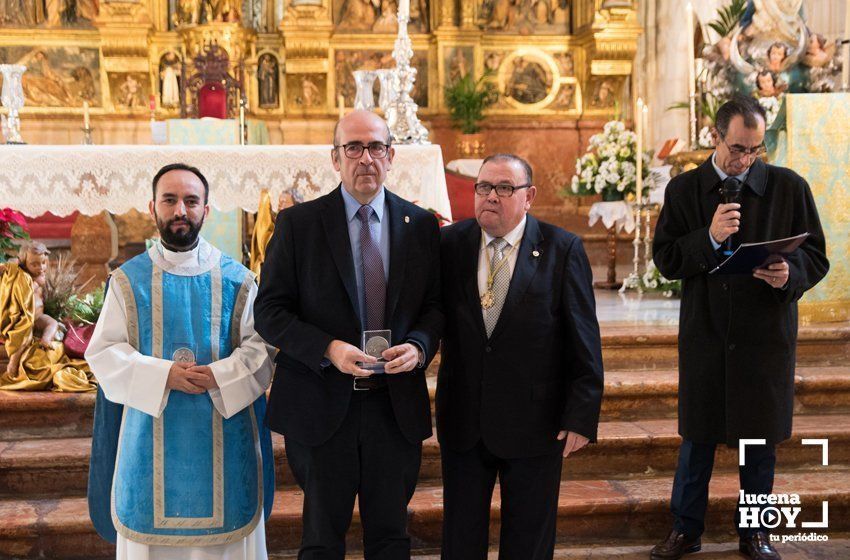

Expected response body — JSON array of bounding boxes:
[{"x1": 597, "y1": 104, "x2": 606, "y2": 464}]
[
  {"x1": 83, "y1": 101, "x2": 90, "y2": 129},
  {"x1": 686, "y1": 2, "x2": 697, "y2": 148},
  {"x1": 239, "y1": 97, "x2": 246, "y2": 146},
  {"x1": 398, "y1": 0, "x2": 409, "y2": 21},
  {"x1": 620, "y1": 98, "x2": 645, "y2": 294}
]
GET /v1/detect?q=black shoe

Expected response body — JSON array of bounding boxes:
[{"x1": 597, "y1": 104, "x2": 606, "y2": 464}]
[
  {"x1": 650, "y1": 529, "x2": 702, "y2": 559},
  {"x1": 739, "y1": 531, "x2": 781, "y2": 559}
]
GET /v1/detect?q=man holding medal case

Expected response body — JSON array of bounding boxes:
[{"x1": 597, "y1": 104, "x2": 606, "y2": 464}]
[{"x1": 254, "y1": 110, "x2": 443, "y2": 559}]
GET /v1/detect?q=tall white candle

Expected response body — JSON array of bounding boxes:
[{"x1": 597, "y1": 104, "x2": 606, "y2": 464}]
[
  {"x1": 398, "y1": 0, "x2": 409, "y2": 21},
  {"x1": 83, "y1": 101, "x2": 90, "y2": 129},
  {"x1": 338, "y1": 94, "x2": 345, "y2": 120},
  {"x1": 636, "y1": 97, "x2": 644, "y2": 200},
  {"x1": 686, "y1": 3, "x2": 696, "y2": 99}
]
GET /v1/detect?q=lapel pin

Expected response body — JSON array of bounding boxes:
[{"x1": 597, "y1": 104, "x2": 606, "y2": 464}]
[
  {"x1": 532, "y1": 250, "x2": 540, "y2": 258},
  {"x1": 404, "y1": 216, "x2": 410, "y2": 223}
]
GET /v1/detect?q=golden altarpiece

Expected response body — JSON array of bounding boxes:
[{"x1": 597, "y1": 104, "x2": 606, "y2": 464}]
[{"x1": 0, "y1": 1, "x2": 641, "y2": 127}]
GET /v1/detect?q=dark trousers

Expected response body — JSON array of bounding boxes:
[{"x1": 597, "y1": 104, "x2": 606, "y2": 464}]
[
  {"x1": 441, "y1": 440, "x2": 563, "y2": 560},
  {"x1": 670, "y1": 439, "x2": 776, "y2": 539},
  {"x1": 285, "y1": 388, "x2": 422, "y2": 560}
]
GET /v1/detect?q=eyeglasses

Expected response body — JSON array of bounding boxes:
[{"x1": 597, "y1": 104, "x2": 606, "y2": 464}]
[
  {"x1": 721, "y1": 137, "x2": 766, "y2": 159},
  {"x1": 335, "y1": 142, "x2": 391, "y2": 159},
  {"x1": 473, "y1": 182, "x2": 531, "y2": 197}
]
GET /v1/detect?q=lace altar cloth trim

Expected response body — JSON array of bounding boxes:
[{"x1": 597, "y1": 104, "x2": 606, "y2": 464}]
[{"x1": 0, "y1": 145, "x2": 451, "y2": 219}]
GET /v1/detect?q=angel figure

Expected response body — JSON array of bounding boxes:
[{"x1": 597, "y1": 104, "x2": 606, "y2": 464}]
[{"x1": 0, "y1": 242, "x2": 96, "y2": 392}]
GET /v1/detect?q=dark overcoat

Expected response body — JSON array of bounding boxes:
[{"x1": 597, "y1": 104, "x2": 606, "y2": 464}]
[{"x1": 653, "y1": 157, "x2": 829, "y2": 446}]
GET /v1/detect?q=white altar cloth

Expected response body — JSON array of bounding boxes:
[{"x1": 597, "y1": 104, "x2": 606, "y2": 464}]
[{"x1": 0, "y1": 144, "x2": 451, "y2": 220}]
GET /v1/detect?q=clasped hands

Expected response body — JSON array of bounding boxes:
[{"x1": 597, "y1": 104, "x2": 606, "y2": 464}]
[
  {"x1": 325, "y1": 339, "x2": 421, "y2": 377},
  {"x1": 710, "y1": 203, "x2": 789, "y2": 289},
  {"x1": 166, "y1": 361, "x2": 218, "y2": 394}
]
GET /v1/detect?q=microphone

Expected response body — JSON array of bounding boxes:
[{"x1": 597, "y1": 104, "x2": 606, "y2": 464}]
[{"x1": 719, "y1": 177, "x2": 743, "y2": 256}]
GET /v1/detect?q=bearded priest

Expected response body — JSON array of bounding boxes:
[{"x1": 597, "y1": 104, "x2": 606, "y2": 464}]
[{"x1": 86, "y1": 163, "x2": 275, "y2": 560}]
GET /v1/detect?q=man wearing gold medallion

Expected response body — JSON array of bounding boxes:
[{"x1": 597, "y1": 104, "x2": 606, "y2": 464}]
[{"x1": 436, "y1": 153, "x2": 604, "y2": 559}]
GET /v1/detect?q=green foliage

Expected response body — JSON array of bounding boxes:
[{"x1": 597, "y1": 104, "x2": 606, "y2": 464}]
[
  {"x1": 43, "y1": 254, "x2": 91, "y2": 321},
  {"x1": 444, "y1": 72, "x2": 499, "y2": 134},
  {"x1": 667, "y1": 92, "x2": 726, "y2": 124},
  {"x1": 67, "y1": 284, "x2": 106, "y2": 325},
  {"x1": 708, "y1": 0, "x2": 747, "y2": 38}
]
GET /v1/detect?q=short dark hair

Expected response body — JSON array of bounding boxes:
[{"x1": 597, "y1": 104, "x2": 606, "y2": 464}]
[
  {"x1": 152, "y1": 163, "x2": 209, "y2": 203},
  {"x1": 480, "y1": 153, "x2": 533, "y2": 184},
  {"x1": 714, "y1": 95, "x2": 766, "y2": 137}
]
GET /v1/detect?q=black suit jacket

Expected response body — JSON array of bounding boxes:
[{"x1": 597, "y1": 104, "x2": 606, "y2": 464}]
[
  {"x1": 436, "y1": 215, "x2": 604, "y2": 459},
  {"x1": 254, "y1": 186, "x2": 442, "y2": 446}
]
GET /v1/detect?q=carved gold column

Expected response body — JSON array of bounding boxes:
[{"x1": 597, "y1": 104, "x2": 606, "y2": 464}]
[
  {"x1": 281, "y1": 0, "x2": 334, "y2": 117},
  {"x1": 94, "y1": 2, "x2": 155, "y2": 114},
  {"x1": 572, "y1": 0, "x2": 641, "y2": 119},
  {"x1": 460, "y1": 1, "x2": 475, "y2": 30},
  {"x1": 439, "y1": 0, "x2": 456, "y2": 28}
]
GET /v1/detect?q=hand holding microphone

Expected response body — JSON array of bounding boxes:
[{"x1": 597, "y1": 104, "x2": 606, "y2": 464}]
[{"x1": 711, "y1": 177, "x2": 743, "y2": 255}]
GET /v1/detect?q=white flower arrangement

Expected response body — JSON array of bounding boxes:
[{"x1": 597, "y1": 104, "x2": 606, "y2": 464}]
[
  {"x1": 641, "y1": 260, "x2": 682, "y2": 298},
  {"x1": 757, "y1": 95, "x2": 781, "y2": 128},
  {"x1": 568, "y1": 120, "x2": 652, "y2": 201},
  {"x1": 698, "y1": 126, "x2": 714, "y2": 149}
]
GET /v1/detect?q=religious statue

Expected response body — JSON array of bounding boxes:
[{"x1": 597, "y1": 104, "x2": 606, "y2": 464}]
[
  {"x1": 213, "y1": 0, "x2": 241, "y2": 22},
  {"x1": 755, "y1": 70, "x2": 786, "y2": 97},
  {"x1": 802, "y1": 33, "x2": 835, "y2": 68},
  {"x1": 298, "y1": 76, "x2": 321, "y2": 107},
  {"x1": 372, "y1": 0, "x2": 398, "y2": 33},
  {"x1": 0, "y1": 242, "x2": 96, "y2": 392},
  {"x1": 257, "y1": 54, "x2": 279, "y2": 108},
  {"x1": 486, "y1": 0, "x2": 517, "y2": 31},
  {"x1": 765, "y1": 42, "x2": 789, "y2": 73},
  {"x1": 159, "y1": 53, "x2": 181, "y2": 108},
  {"x1": 740, "y1": 0, "x2": 805, "y2": 45},
  {"x1": 449, "y1": 49, "x2": 470, "y2": 83},
  {"x1": 117, "y1": 74, "x2": 142, "y2": 108},
  {"x1": 175, "y1": 0, "x2": 201, "y2": 26},
  {"x1": 0, "y1": 0, "x2": 44, "y2": 25},
  {"x1": 337, "y1": 0, "x2": 377, "y2": 31},
  {"x1": 591, "y1": 79, "x2": 616, "y2": 108}
]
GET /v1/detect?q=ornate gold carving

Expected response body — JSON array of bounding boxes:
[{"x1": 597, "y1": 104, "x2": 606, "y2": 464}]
[{"x1": 799, "y1": 300, "x2": 850, "y2": 325}]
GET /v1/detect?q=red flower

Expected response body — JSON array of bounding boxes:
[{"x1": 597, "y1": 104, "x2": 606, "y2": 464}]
[{"x1": 1, "y1": 208, "x2": 28, "y2": 229}]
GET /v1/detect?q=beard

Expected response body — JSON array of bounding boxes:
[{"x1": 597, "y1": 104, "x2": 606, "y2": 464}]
[{"x1": 155, "y1": 212, "x2": 204, "y2": 249}]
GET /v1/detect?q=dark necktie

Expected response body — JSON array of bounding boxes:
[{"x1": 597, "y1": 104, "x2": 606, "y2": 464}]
[{"x1": 357, "y1": 205, "x2": 386, "y2": 330}]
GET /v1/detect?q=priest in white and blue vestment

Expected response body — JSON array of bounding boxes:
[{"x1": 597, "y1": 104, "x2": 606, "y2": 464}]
[{"x1": 86, "y1": 163, "x2": 275, "y2": 560}]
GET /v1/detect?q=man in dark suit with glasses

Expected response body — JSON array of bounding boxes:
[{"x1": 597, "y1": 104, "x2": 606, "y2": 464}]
[
  {"x1": 254, "y1": 110, "x2": 443, "y2": 559},
  {"x1": 437, "y1": 153, "x2": 604, "y2": 560},
  {"x1": 650, "y1": 95, "x2": 828, "y2": 560}
]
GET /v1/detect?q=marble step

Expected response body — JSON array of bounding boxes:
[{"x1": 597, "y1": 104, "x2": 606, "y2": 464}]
[
  {"x1": 595, "y1": 323, "x2": 850, "y2": 371},
  {"x1": 3, "y1": 365, "x2": 850, "y2": 441},
  {"x1": 2, "y1": 469, "x2": 848, "y2": 559},
  {"x1": 3, "y1": 413, "x2": 848, "y2": 498}
]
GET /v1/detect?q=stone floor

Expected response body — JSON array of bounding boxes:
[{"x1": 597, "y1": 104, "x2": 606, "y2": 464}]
[
  {"x1": 594, "y1": 288, "x2": 680, "y2": 326},
  {"x1": 271, "y1": 536, "x2": 850, "y2": 559}
]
